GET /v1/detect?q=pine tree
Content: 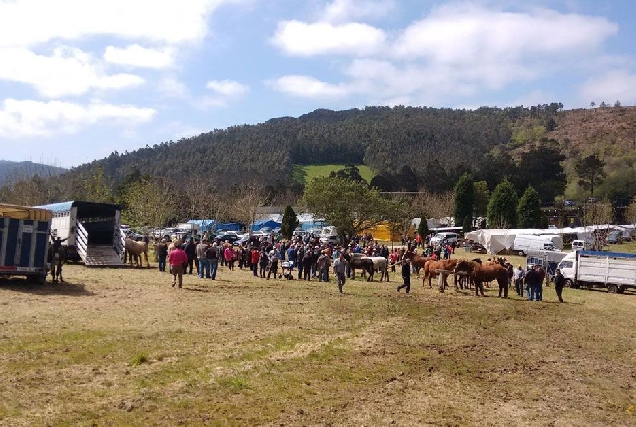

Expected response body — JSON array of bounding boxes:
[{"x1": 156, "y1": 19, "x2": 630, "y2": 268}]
[
  {"x1": 453, "y1": 173, "x2": 474, "y2": 233},
  {"x1": 281, "y1": 205, "x2": 300, "y2": 239},
  {"x1": 517, "y1": 186, "x2": 543, "y2": 228},
  {"x1": 487, "y1": 179, "x2": 518, "y2": 228}
]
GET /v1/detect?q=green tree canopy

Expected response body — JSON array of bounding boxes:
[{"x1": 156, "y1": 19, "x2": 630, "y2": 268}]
[
  {"x1": 517, "y1": 186, "x2": 543, "y2": 228},
  {"x1": 487, "y1": 179, "x2": 518, "y2": 228},
  {"x1": 453, "y1": 173, "x2": 474, "y2": 232},
  {"x1": 280, "y1": 205, "x2": 300, "y2": 239},
  {"x1": 514, "y1": 140, "x2": 566, "y2": 204},
  {"x1": 473, "y1": 180, "x2": 490, "y2": 217},
  {"x1": 575, "y1": 154, "x2": 606, "y2": 197},
  {"x1": 301, "y1": 176, "x2": 393, "y2": 244}
]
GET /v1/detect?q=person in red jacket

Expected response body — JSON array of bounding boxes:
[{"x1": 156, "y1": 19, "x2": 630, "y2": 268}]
[
  {"x1": 251, "y1": 247, "x2": 260, "y2": 277},
  {"x1": 168, "y1": 246, "x2": 188, "y2": 288}
]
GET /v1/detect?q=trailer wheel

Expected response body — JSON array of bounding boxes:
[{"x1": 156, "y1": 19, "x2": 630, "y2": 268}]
[{"x1": 607, "y1": 284, "x2": 618, "y2": 294}]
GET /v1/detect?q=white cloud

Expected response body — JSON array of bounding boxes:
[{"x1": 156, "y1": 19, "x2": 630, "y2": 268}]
[
  {"x1": 322, "y1": 0, "x2": 396, "y2": 23},
  {"x1": 271, "y1": 20, "x2": 386, "y2": 56},
  {"x1": 104, "y1": 44, "x2": 175, "y2": 69},
  {"x1": 268, "y1": 75, "x2": 351, "y2": 99},
  {"x1": 393, "y1": 5, "x2": 618, "y2": 63},
  {"x1": 579, "y1": 70, "x2": 636, "y2": 105},
  {"x1": 0, "y1": 99, "x2": 155, "y2": 138},
  {"x1": 206, "y1": 79, "x2": 250, "y2": 97},
  {"x1": 270, "y1": 3, "x2": 621, "y2": 104},
  {"x1": 0, "y1": 46, "x2": 144, "y2": 97},
  {"x1": 158, "y1": 77, "x2": 189, "y2": 98},
  {"x1": 0, "y1": 0, "x2": 226, "y2": 48}
]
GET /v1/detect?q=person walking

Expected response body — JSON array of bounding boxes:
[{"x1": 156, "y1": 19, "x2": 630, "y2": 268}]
[
  {"x1": 333, "y1": 252, "x2": 347, "y2": 293},
  {"x1": 553, "y1": 268, "x2": 565, "y2": 303},
  {"x1": 259, "y1": 248, "x2": 269, "y2": 278},
  {"x1": 267, "y1": 247, "x2": 279, "y2": 279},
  {"x1": 397, "y1": 258, "x2": 411, "y2": 293},
  {"x1": 207, "y1": 242, "x2": 219, "y2": 280},
  {"x1": 168, "y1": 245, "x2": 188, "y2": 288}
]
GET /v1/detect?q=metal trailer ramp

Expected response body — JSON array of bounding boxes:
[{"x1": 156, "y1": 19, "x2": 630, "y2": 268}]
[{"x1": 83, "y1": 244, "x2": 126, "y2": 267}]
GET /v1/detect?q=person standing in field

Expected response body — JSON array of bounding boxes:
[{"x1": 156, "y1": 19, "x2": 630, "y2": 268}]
[
  {"x1": 513, "y1": 265, "x2": 525, "y2": 296},
  {"x1": 196, "y1": 238, "x2": 211, "y2": 279},
  {"x1": 251, "y1": 247, "x2": 260, "y2": 277},
  {"x1": 397, "y1": 258, "x2": 411, "y2": 293},
  {"x1": 553, "y1": 268, "x2": 565, "y2": 303},
  {"x1": 333, "y1": 252, "x2": 347, "y2": 293},
  {"x1": 155, "y1": 239, "x2": 168, "y2": 272},
  {"x1": 168, "y1": 245, "x2": 188, "y2": 288},
  {"x1": 524, "y1": 265, "x2": 540, "y2": 301},
  {"x1": 184, "y1": 238, "x2": 197, "y2": 275}
]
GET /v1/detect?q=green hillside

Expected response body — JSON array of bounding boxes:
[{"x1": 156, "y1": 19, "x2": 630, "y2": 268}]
[{"x1": 293, "y1": 164, "x2": 374, "y2": 185}]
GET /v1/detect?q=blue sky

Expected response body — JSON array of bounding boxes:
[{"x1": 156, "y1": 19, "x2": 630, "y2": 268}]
[{"x1": 1, "y1": 0, "x2": 635, "y2": 168}]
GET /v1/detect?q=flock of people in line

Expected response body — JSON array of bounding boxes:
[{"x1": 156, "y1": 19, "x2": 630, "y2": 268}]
[{"x1": 149, "y1": 231, "x2": 565, "y2": 302}]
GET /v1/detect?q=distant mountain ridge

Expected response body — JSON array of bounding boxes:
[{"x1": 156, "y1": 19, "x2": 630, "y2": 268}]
[{"x1": 0, "y1": 160, "x2": 67, "y2": 185}]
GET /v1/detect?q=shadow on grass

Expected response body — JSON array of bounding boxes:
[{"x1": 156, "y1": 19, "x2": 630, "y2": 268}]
[{"x1": 0, "y1": 277, "x2": 95, "y2": 296}]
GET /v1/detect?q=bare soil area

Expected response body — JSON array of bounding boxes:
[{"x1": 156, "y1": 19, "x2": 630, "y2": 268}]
[{"x1": 0, "y1": 257, "x2": 635, "y2": 426}]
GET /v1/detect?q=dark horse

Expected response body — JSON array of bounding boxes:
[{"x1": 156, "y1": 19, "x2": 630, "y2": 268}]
[
  {"x1": 48, "y1": 244, "x2": 67, "y2": 283},
  {"x1": 349, "y1": 254, "x2": 375, "y2": 281},
  {"x1": 400, "y1": 250, "x2": 433, "y2": 274},
  {"x1": 454, "y1": 260, "x2": 508, "y2": 296}
]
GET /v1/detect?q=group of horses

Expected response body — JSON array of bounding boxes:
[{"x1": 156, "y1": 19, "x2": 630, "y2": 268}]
[{"x1": 398, "y1": 250, "x2": 536, "y2": 296}]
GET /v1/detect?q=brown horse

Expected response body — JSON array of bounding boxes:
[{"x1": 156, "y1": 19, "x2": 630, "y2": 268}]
[
  {"x1": 422, "y1": 259, "x2": 459, "y2": 288},
  {"x1": 454, "y1": 260, "x2": 508, "y2": 296},
  {"x1": 401, "y1": 250, "x2": 433, "y2": 274}
]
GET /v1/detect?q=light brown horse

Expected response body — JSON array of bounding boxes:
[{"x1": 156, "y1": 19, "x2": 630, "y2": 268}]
[
  {"x1": 454, "y1": 260, "x2": 509, "y2": 296},
  {"x1": 422, "y1": 259, "x2": 459, "y2": 288},
  {"x1": 124, "y1": 238, "x2": 149, "y2": 267}
]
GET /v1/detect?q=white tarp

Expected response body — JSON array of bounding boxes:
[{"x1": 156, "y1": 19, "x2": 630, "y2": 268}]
[{"x1": 464, "y1": 225, "x2": 620, "y2": 255}]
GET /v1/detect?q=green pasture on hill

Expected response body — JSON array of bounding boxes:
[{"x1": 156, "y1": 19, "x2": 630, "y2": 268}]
[{"x1": 292, "y1": 164, "x2": 374, "y2": 185}]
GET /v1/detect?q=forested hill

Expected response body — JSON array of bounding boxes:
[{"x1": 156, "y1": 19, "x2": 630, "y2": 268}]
[
  {"x1": 0, "y1": 160, "x2": 67, "y2": 185},
  {"x1": 72, "y1": 105, "x2": 558, "y2": 189},
  {"x1": 15, "y1": 103, "x2": 636, "y2": 206}
]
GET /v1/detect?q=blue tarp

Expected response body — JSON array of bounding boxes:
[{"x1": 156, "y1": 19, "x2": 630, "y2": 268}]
[
  {"x1": 250, "y1": 219, "x2": 281, "y2": 231},
  {"x1": 187, "y1": 219, "x2": 243, "y2": 232}
]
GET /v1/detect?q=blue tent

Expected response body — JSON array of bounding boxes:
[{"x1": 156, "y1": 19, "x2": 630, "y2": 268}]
[{"x1": 250, "y1": 219, "x2": 281, "y2": 231}]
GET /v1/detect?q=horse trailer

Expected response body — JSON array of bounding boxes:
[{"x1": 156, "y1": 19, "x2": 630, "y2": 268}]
[
  {"x1": 0, "y1": 203, "x2": 52, "y2": 283},
  {"x1": 35, "y1": 201, "x2": 126, "y2": 267}
]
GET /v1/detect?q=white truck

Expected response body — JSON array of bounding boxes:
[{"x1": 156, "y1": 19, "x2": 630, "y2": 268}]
[
  {"x1": 512, "y1": 234, "x2": 557, "y2": 256},
  {"x1": 557, "y1": 250, "x2": 636, "y2": 293}
]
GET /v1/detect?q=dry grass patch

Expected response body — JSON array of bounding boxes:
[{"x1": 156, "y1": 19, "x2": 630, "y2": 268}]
[{"x1": 0, "y1": 259, "x2": 634, "y2": 425}]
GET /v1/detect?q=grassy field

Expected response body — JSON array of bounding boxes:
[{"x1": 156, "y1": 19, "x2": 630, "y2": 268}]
[
  {"x1": 0, "y1": 252, "x2": 635, "y2": 425},
  {"x1": 292, "y1": 164, "x2": 374, "y2": 185}
]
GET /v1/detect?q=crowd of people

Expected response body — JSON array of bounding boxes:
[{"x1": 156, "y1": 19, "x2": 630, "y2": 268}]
[{"x1": 150, "y1": 231, "x2": 565, "y2": 302}]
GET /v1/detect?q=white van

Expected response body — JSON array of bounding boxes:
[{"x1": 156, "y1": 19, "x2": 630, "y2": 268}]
[
  {"x1": 571, "y1": 240, "x2": 586, "y2": 251},
  {"x1": 319, "y1": 226, "x2": 340, "y2": 244},
  {"x1": 429, "y1": 232, "x2": 459, "y2": 246},
  {"x1": 513, "y1": 235, "x2": 556, "y2": 256}
]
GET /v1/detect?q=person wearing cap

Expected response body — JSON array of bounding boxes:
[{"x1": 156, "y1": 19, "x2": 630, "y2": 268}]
[
  {"x1": 553, "y1": 268, "x2": 565, "y2": 303},
  {"x1": 155, "y1": 238, "x2": 168, "y2": 272}
]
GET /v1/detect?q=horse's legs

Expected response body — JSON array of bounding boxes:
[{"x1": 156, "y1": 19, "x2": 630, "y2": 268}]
[{"x1": 58, "y1": 263, "x2": 64, "y2": 282}]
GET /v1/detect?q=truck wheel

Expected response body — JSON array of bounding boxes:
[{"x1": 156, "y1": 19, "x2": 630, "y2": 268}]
[
  {"x1": 617, "y1": 287, "x2": 625, "y2": 294},
  {"x1": 564, "y1": 279, "x2": 574, "y2": 288},
  {"x1": 607, "y1": 284, "x2": 618, "y2": 293}
]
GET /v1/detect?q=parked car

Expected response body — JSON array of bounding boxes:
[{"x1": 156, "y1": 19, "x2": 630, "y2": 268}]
[
  {"x1": 216, "y1": 234, "x2": 240, "y2": 244},
  {"x1": 430, "y1": 232, "x2": 459, "y2": 246},
  {"x1": 606, "y1": 230, "x2": 623, "y2": 244}
]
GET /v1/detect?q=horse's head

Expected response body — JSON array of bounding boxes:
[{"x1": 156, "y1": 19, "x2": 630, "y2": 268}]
[
  {"x1": 401, "y1": 250, "x2": 414, "y2": 261},
  {"x1": 454, "y1": 259, "x2": 478, "y2": 274}
]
